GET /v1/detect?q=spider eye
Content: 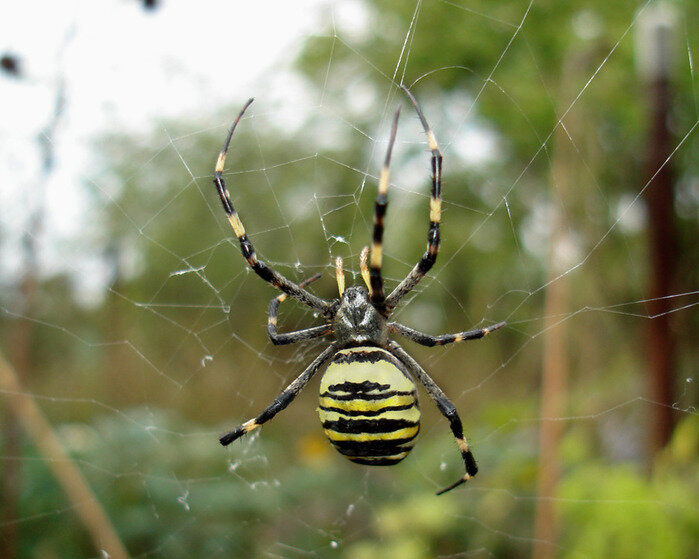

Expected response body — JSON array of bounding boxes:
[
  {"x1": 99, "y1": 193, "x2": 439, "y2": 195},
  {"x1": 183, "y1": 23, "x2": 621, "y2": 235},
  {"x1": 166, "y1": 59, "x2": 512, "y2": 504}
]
[{"x1": 343, "y1": 287, "x2": 362, "y2": 302}]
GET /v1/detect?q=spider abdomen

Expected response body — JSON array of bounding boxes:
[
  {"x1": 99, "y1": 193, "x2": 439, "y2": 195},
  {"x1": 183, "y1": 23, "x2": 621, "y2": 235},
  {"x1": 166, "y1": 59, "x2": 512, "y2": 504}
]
[{"x1": 318, "y1": 347, "x2": 420, "y2": 465}]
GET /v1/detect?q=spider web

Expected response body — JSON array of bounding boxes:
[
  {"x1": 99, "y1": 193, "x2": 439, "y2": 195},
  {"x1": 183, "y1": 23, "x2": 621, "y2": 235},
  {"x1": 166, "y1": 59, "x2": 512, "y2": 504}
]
[{"x1": 1, "y1": 0, "x2": 697, "y2": 557}]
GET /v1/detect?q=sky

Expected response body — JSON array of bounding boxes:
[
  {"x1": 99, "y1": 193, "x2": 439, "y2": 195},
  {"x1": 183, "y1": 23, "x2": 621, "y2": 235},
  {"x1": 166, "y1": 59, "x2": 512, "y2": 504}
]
[{"x1": 0, "y1": 0, "x2": 328, "y2": 291}]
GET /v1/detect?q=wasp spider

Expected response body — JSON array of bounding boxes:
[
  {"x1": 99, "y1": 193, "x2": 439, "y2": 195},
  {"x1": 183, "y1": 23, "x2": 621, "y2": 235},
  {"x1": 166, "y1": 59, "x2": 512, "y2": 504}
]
[{"x1": 213, "y1": 86, "x2": 505, "y2": 495}]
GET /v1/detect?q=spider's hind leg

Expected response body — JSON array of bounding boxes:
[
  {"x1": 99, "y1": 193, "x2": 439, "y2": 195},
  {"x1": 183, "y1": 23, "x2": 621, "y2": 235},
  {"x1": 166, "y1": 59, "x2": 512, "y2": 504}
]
[
  {"x1": 219, "y1": 343, "x2": 338, "y2": 446},
  {"x1": 387, "y1": 341, "x2": 478, "y2": 495}
]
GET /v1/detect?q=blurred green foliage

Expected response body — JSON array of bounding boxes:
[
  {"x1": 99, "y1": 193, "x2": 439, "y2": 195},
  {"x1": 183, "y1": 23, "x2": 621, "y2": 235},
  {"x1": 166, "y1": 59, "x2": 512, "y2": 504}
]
[
  {"x1": 5, "y1": 412, "x2": 696, "y2": 557},
  {"x1": 559, "y1": 416, "x2": 698, "y2": 558}
]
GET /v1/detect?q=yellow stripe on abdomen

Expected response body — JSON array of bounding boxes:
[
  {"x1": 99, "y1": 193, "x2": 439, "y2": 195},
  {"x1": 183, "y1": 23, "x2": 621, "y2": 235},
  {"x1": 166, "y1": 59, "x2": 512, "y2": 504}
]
[
  {"x1": 323, "y1": 425, "x2": 419, "y2": 443},
  {"x1": 318, "y1": 347, "x2": 421, "y2": 466},
  {"x1": 318, "y1": 394, "x2": 415, "y2": 413}
]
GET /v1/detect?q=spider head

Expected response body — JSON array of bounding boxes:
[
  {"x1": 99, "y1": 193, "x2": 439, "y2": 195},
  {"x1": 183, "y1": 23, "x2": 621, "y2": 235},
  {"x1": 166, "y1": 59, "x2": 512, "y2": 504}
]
[{"x1": 333, "y1": 286, "x2": 388, "y2": 347}]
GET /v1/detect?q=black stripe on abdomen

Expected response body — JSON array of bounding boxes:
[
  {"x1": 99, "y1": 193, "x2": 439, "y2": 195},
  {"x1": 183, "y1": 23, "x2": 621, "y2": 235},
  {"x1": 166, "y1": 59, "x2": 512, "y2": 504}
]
[
  {"x1": 318, "y1": 402, "x2": 415, "y2": 417},
  {"x1": 322, "y1": 417, "x2": 418, "y2": 433},
  {"x1": 331, "y1": 435, "x2": 418, "y2": 457}
]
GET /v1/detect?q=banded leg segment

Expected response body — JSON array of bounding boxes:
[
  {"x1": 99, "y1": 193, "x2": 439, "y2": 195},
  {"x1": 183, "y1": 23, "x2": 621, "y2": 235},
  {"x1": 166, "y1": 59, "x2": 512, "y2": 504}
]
[
  {"x1": 390, "y1": 321, "x2": 506, "y2": 347},
  {"x1": 387, "y1": 341, "x2": 478, "y2": 495},
  {"x1": 369, "y1": 107, "x2": 401, "y2": 314},
  {"x1": 267, "y1": 273, "x2": 332, "y2": 345},
  {"x1": 219, "y1": 343, "x2": 338, "y2": 446},
  {"x1": 385, "y1": 86, "x2": 443, "y2": 313},
  {"x1": 214, "y1": 99, "x2": 331, "y2": 315}
]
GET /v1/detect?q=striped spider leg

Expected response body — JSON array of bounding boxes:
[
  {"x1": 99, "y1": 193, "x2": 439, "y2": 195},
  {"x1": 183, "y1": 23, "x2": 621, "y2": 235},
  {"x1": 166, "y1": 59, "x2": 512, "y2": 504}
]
[
  {"x1": 382, "y1": 85, "x2": 444, "y2": 313},
  {"x1": 213, "y1": 99, "x2": 334, "y2": 316}
]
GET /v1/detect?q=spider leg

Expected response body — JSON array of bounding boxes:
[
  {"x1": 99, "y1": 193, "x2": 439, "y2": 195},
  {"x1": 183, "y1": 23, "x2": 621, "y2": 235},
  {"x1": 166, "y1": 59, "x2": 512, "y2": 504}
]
[
  {"x1": 369, "y1": 107, "x2": 401, "y2": 314},
  {"x1": 387, "y1": 341, "x2": 478, "y2": 495},
  {"x1": 219, "y1": 343, "x2": 338, "y2": 446},
  {"x1": 214, "y1": 99, "x2": 332, "y2": 315},
  {"x1": 390, "y1": 321, "x2": 505, "y2": 347},
  {"x1": 267, "y1": 273, "x2": 333, "y2": 345},
  {"x1": 385, "y1": 86, "x2": 442, "y2": 314}
]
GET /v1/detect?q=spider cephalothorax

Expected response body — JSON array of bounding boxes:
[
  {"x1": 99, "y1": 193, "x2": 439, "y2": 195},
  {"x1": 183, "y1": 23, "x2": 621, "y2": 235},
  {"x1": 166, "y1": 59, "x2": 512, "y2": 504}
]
[
  {"x1": 333, "y1": 286, "x2": 389, "y2": 347},
  {"x1": 213, "y1": 86, "x2": 504, "y2": 495}
]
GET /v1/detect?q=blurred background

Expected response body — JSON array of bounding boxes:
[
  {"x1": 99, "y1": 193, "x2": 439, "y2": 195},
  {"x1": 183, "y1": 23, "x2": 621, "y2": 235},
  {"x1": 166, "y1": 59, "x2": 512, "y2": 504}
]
[{"x1": 0, "y1": 1, "x2": 696, "y2": 557}]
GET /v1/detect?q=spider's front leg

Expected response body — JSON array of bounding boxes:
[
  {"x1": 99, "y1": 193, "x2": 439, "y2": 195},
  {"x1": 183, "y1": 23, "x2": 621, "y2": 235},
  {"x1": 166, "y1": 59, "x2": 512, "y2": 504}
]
[
  {"x1": 214, "y1": 99, "x2": 332, "y2": 315},
  {"x1": 387, "y1": 341, "x2": 478, "y2": 495},
  {"x1": 368, "y1": 107, "x2": 401, "y2": 314},
  {"x1": 385, "y1": 86, "x2": 443, "y2": 313},
  {"x1": 219, "y1": 343, "x2": 338, "y2": 446}
]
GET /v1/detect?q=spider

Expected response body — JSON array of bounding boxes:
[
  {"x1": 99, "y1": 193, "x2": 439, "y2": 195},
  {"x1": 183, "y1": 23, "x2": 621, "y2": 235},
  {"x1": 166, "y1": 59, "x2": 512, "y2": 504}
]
[{"x1": 213, "y1": 86, "x2": 505, "y2": 495}]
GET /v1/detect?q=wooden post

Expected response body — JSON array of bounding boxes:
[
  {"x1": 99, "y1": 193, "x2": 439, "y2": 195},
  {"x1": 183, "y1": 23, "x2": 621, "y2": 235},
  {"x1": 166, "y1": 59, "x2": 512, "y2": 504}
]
[
  {"x1": 636, "y1": 1, "x2": 678, "y2": 457},
  {"x1": 532, "y1": 47, "x2": 590, "y2": 559},
  {"x1": 0, "y1": 351, "x2": 130, "y2": 559}
]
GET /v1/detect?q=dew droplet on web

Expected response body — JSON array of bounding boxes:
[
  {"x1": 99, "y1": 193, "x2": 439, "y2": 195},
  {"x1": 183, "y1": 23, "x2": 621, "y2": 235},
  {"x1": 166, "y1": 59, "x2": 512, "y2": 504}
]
[{"x1": 177, "y1": 490, "x2": 190, "y2": 511}]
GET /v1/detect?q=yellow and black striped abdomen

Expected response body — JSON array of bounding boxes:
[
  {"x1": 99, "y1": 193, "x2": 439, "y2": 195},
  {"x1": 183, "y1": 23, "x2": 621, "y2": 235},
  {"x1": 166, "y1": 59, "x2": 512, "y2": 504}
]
[{"x1": 318, "y1": 347, "x2": 420, "y2": 466}]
